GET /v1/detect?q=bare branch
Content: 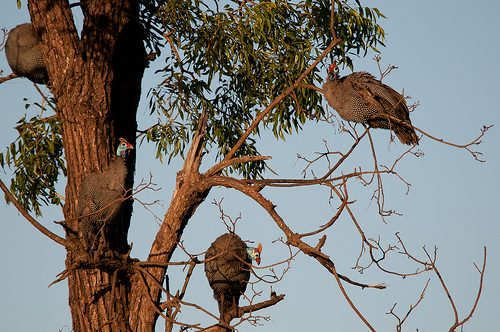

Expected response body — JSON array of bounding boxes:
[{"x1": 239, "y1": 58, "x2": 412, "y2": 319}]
[
  {"x1": 241, "y1": 130, "x2": 369, "y2": 188},
  {"x1": 0, "y1": 177, "x2": 71, "y2": 248},
  {"x1": 205, "y1": 155, "x2": 272, "y2": 178},
  {"x1": 387, "y1": 279, "x2": 430, "y2": 332},
  {"x1": 239, "y1": 291, "x2": 286, "y2": 316},
  {"x1": 0, "y1": 73, "x2": 20, "y2": 84},
  {"x1": 198, "y1": 175, "x2": 386, "y2": 330},
  {"x1": 297, "y1": 195, "x2": 346, "y2": 237},
  {"x1": 368, "y1": 113, "x2": 491, "y2": 162},
  {"x1": 451, "y1": 246, "x2": 487, "y2": 330},
  {"x1": 374, "y1": 54, "x2": 398, "y2": 82}
]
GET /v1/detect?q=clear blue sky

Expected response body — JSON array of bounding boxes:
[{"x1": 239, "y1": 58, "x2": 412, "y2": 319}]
[{"x1": 1, "y1": 0, "x2": 498, "y2": 331}]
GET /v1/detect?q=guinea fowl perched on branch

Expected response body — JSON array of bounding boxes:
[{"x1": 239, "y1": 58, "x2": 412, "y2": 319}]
[
  {"x1": 322, "y1": 61, "x2": 419, "y2": 145},
  {"x1": 205, "y1": 233, "x2": 262, "y2": 323},
  {"x1": 5, "y1": 23, "x2": 49, "y2": 84},
  {"x1": 77, "y1": 138, "x2": 134, "y2": 251}
]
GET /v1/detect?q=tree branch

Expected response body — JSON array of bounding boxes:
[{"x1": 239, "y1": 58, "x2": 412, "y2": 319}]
[
  {"x1": 387, "y1": 279, "x2": 430, "y2": 332},
  {"x1": 0, "y1": 177, "x2": 71, "y2": 248},
  {"x1": 197, "y1": 175, "x2": 385, "y2": 331},
  {"x1": 0, "y1": 73, "x2": 20, "y2": 84},
  {"x1": 240, "y1": 129, "x2": 368, "y2": 188},
  {"x1": 205, "y1": 155, "x2": 272, "y2": 178},
  {"x1": 451, "y1": 246, "x2": 486, "y2": 330},
  {"x1": 222, "y1": 37, "x2": 342, "y2": 162},
  {"x1": 239, "y1": 291, "x2": 286, "y2": 316},
  {"x1": 367, "y1": 113, "x2": 491, "y2": 162}
]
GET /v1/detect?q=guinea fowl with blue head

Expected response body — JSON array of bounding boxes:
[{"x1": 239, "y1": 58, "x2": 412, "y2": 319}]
[
  {"x1": 76, "y1": 138, "x2": 134, "y2": 251},
  {"x1": 205, "y1": 233, "x2": 262, "y2": 323}
]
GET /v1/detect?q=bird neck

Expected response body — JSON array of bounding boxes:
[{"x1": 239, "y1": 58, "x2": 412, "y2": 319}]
[{"x1": 328, "y1": 72, "x2": 339, "y2": 81}]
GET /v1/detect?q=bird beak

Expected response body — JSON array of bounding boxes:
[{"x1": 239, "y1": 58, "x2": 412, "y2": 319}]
[
  {"x1": 119, "y1": 138, "x2": 134, "y2": 150},
  {"x1": 328, "y1": 64, "x2": 336, "y2": 73},
  {"x1": 327, "y1": 62, "x2": 339, "y2": 79}
]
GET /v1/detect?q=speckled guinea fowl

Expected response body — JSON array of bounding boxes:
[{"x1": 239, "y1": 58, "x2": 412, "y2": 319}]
[
  {"x1": 205, "y1": 233, "x2": 262, "y2": 322},
  {"x1": 322, "y1": 62, "x2": 418, "y2": 145},
  {"x1": 76, "y1": 138, "x2": 133, "y2": 251},
  {"x1": 5, "y1": 23, "x2": 49, "y2": 84}
]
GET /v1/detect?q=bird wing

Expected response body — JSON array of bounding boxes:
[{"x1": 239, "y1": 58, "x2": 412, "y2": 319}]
[
  {"x1": 351, "y1": 72, "x2": 410, "y2": 121},
  {"x1": 205, "y1": 234, "x2": 251, "y2": 293}
]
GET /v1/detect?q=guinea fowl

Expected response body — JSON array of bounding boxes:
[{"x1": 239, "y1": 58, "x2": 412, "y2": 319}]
[
  {"x1": 77, "y1": 138, "x2": 134, "y2": 251},
  {"x1": 322, "y1": 62, "x2": 419, "y2": 145},
  {"x1": 5, "y1": 23, "x2": 49, "y2": 84},
  {"x1": 205, "y1": 233, "x2": 262, "y2": 323}
]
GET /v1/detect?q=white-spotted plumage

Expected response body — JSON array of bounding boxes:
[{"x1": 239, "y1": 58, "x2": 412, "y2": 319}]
[
  {"x1": 5, "y1": 23, "x2": 49, "y2": 84},
  {"x1": 77, "y1": 139, "x2": 133, "y2": 250},
  {"x1": 323, "y1": 62, "x2": 418, "y2": 145}
]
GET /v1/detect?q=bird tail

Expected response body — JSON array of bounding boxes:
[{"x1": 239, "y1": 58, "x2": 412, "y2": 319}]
[
  {"x1": 368, "y1": 114, "x2": 419, "y2": 146},
  {"x1": 217, "y1": 296, "x2": 238, "y2": 322},
  {"x1": 394, "y1": 127, "x2": 419, "y2": 145}
]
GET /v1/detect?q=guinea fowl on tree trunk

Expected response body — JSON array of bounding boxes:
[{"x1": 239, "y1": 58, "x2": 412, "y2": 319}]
[
  {"x1": 76, "y1": 138, "x2": 134, "y2": 251},
  {"x1": 205, "y1": 233, "x2": 262, "y2": 323},
  {"x1": 5, "y1": 23, "x2": 49, "y2": 84},
  {"x1": 322, "y1": 61, "x2": 419, "y2": 145}
]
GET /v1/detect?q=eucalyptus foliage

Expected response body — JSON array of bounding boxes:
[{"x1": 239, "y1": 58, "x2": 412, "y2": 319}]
[
  {"x1": 3, "y1": 0, "x2": 385, "y2": 213},
  {"x1": 0, "y1": 109, "x2": 65, "y2": 216},
  {"x1": 147, "y1": 0, "x2": 385, "y2": 177}
]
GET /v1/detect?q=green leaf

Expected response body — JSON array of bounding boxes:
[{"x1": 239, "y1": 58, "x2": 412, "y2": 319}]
[{"x1": 3, "y1": 106, "x2": 65, "y2": 215}]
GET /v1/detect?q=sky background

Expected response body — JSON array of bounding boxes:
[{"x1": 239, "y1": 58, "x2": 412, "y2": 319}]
[{"x1": 0, "y1": 0, "x2": 499, "y2": 331}]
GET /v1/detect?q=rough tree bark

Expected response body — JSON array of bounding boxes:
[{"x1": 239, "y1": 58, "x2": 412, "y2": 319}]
[
  {"x1": 129, "y1": 114, "x2": 213, "y2": 331},
  {"x1": 28, "y1": 0, "x2": 146, "y2": 330}
]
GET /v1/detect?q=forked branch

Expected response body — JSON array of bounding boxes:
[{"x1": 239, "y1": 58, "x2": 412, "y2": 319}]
[
  {"x1": 367, "y1": 113, "x2": 491, "y2": 162},
  {"x1": 199, "y1": 175, "x2": 386, "y2": 331},
  {"x1": 391, "y1": 236, "x2": 487, "y2": 331},
  {"x1": 387, "y1": 279, "x2": 430, "y2": 332}
]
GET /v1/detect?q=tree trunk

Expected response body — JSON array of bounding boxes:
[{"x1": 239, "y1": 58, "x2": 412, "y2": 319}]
[
  {"x1": 28, "y1": 0, "x2": 145, "y2": 330},
  {"x1": 128, "y1": 170, "x2": 212, "y2": 330},
  {"x1": 129, "y1": 117, "x2": 212, "y2": 331},
  {"x1": 28, "y1": 1, "x2": 215, "y2": 330}
]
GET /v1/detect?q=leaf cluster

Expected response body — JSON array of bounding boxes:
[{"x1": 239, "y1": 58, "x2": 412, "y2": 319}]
[
  {"x1": 140, "y1": 0, "x2": 166, "y2": 54},
  {"x1": 146, "y1": 0, "x2": 385, "y2": 178},
  {"x1": 312, "y1": 0, "x2": 386, "y2": 68},
  {"x1": 0, "y1": 108, "x2": 65, "y2": 216}
]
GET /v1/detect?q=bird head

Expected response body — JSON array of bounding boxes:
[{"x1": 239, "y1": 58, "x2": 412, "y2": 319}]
[
  {"x1": 328, "y1": 61, "x2": 340, "y2": 80},
  {"x1": 116, "y1": 138, "x2": 134, "y2": 159},
  {"x1": 246, "y1": 243, "x2": 262, "y2": 265}
]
